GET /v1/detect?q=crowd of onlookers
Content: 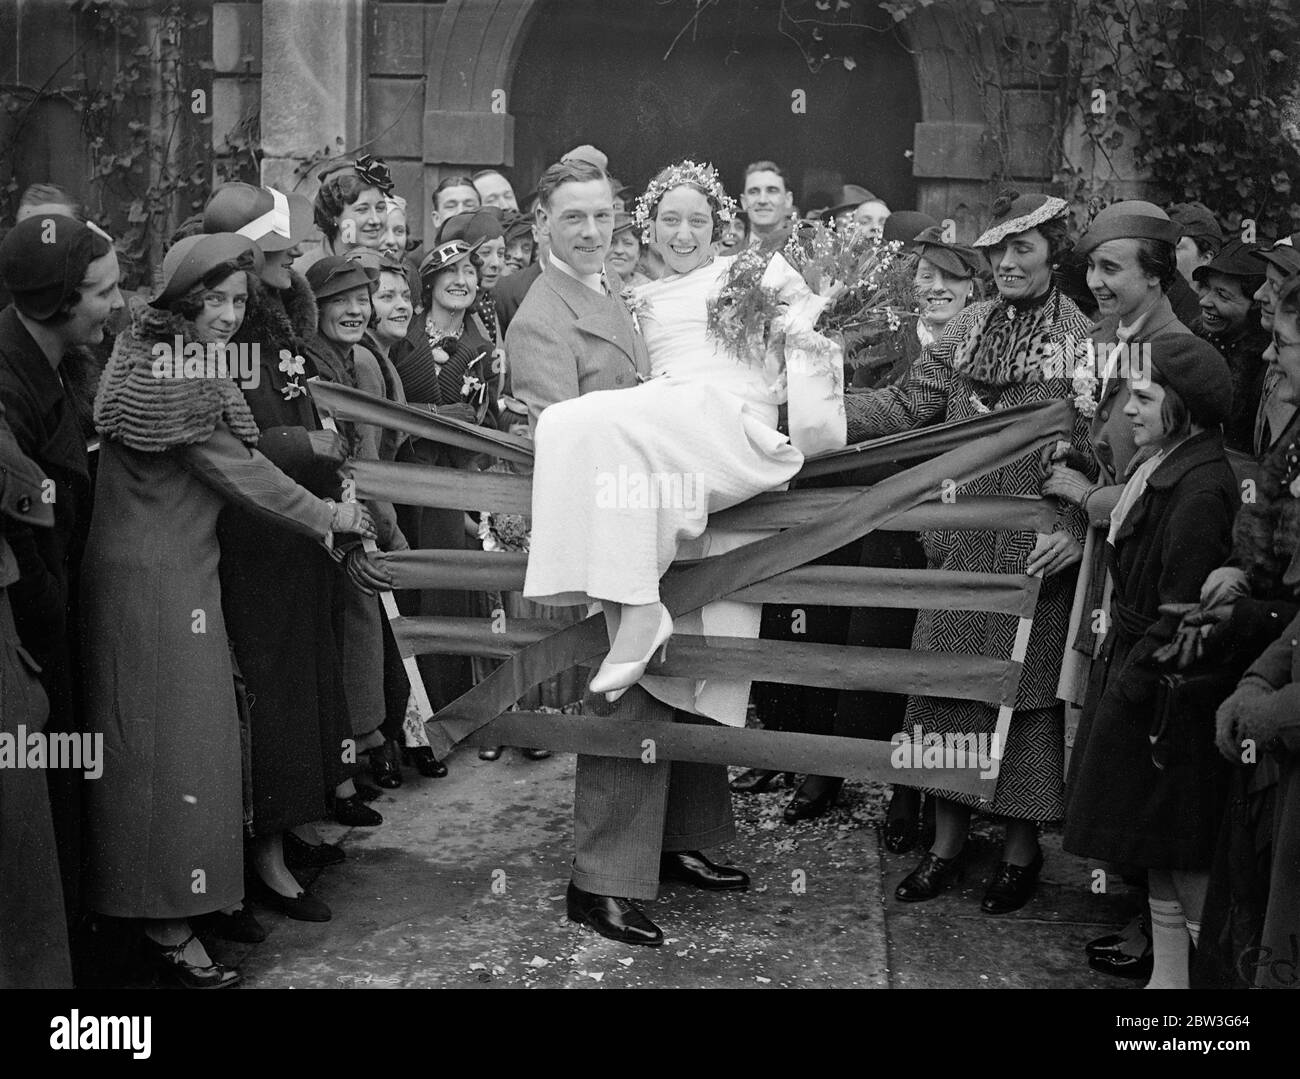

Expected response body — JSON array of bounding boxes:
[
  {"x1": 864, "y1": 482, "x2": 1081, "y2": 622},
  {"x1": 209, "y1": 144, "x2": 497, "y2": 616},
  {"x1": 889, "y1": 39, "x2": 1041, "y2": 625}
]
[{"x1": 0, "y1": 142, "x2": 1295, "y2": 990}]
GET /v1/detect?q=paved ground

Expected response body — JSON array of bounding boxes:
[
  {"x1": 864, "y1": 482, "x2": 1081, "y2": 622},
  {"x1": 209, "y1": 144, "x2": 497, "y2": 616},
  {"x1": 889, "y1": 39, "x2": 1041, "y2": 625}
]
[{"x1": 204, "y1": 751, "x2": 1144, "y2": 990}]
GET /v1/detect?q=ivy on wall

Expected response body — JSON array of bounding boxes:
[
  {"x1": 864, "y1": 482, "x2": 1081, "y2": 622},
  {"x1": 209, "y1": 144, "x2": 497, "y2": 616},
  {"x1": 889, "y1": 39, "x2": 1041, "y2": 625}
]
[
  {"x1": 0, "y1": 0, "x2": 260, "y2": 287},
  {"x1": 670, "y1": 0, "x2": 1300, "y2": 235}
]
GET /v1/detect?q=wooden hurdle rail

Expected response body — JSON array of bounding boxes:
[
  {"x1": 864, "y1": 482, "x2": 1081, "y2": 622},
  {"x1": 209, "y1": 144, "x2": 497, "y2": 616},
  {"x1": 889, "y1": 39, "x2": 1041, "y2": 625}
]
[{"x1": 309, "y1": 379, "x2": 1072, "y2": 805}]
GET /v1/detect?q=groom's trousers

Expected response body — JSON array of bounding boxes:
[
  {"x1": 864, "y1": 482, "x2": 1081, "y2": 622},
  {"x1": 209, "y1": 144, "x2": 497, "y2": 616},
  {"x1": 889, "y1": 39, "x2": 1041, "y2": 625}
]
[{"x1": 572, "y1": 685, "x2": 735, "y2": 900}]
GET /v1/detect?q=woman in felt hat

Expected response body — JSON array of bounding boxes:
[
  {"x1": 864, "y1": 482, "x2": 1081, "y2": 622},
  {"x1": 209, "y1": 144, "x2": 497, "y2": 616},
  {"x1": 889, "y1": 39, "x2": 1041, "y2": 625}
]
[
  {"x1": 844, "y1": 189, "x2": 1095, "y2": 914},
  {"x1": 1062, "y1": 334, "x2": 1238, "y2": 988},
  {"x1": 81, "y1": 233, "x2": 376, "y2": 986},
  {"x1": 389, "y1": 238, "x2": 500, "y2": 732},
  {"x1": 203, "y1": 182, "x2": 379, "y2": 867},
  {"x1": 303, "y1": 254, "x2": 425, "y2": 788},
  {"x1": 343, "y1": 252, "x2": 454, "y2": 780},
  {"x1": 313, "y1": 154, "x2": 395, "y2": 257},
  {"x1": 436, "y1": 209, "x2": 507, "y2": 348},
  {"x1": 0, "y1": 213, "x2": 122, "y2": 936}
]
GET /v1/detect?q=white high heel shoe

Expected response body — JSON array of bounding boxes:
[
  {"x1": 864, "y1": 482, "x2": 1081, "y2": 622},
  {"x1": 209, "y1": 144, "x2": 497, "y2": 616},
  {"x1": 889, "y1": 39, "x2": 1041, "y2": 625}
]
[{"x1": 589, "y1": 604, "x2": 674, "y2": 703}]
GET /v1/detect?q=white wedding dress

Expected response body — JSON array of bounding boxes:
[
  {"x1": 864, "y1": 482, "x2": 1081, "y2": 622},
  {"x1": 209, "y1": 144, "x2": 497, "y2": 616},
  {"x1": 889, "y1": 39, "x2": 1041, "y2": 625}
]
[{"x1": 524, "y1": 252, "x2": 846, "y2": 725}]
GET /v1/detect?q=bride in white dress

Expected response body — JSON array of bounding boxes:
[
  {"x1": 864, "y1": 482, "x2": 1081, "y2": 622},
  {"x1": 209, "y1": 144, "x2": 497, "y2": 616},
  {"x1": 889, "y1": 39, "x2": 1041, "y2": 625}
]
[{"x1": 524, "y1": 161, "x2": 847, "y2": 701}]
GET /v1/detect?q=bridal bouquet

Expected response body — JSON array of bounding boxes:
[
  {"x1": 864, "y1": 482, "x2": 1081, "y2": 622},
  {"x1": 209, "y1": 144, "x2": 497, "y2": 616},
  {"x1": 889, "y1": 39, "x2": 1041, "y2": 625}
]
[
  {"x1": 706, "y1": 224, "x2": 918, "y2": 364},
  {"x1": 781, "y1": 222, "x2": 917, "y2": 354},
  {"x1": 705, "y1": 243, "x2": 782, "y2": 361}
]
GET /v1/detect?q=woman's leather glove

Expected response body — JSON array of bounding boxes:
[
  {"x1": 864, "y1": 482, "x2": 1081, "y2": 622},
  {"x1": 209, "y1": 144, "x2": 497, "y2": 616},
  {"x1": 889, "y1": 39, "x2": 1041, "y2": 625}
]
[
  {"x1": 343, "y1": 547, "x2": 393, "y2": 595},
  {"x1": 430, "y1": 402, "x2": 478, "y2": 424},
  {"x1": 329, "y1": 501, "x2": 377, "y2": 540}
]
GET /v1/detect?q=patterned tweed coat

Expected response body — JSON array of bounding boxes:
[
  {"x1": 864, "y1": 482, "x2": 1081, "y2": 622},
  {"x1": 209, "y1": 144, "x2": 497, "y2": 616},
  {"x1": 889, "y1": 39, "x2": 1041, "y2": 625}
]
[{"x1": 844, "y1": 287, "x2": 1093, "y2": 818}]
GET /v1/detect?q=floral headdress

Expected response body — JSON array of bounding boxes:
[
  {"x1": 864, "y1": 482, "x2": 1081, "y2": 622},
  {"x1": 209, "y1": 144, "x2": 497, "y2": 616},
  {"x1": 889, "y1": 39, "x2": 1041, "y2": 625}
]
[{"x1": 633, "y1": 160, "x2": 738, "y2": 242}]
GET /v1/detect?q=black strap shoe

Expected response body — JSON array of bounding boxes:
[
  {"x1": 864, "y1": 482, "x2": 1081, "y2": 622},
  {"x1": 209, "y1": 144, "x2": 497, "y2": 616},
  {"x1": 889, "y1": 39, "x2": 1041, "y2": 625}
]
[
  {"x1": 248, "y1": 876, "x2": 332, "y2": 922},
  {"x1": 565, "y1": 881, "x2": 663, "y2": 947},
  {"x1": 402, "y1": 745, "x2": 448, "y2": 777},
  {"x1": 660, "y1": 850, "x2": 750, "y2": 890},
  {"x1": 980, "y1": 849, "x2": 1044, "y2": 915},
  {"x1": 783, "y1": 777, "x2": 842, "y2": 824},
  {"x1": 895, "y1": 849, "x2": 966, "y2": 902},
  {"x1": 1089, "y1": 946, "x2": 1154, "y2": 980},
  {"x1": 334, "y1": 793, "x2": 383, "y2": 827},
  {"x1": 1086, "y1": 913, "x2": 1149, "y2": 956},
  {"x1": 368, "y1": 739, "x2": 403, "y2": 789},
  {"x1": 283, "y1": 830, "x2": 345, "y2": 869}
]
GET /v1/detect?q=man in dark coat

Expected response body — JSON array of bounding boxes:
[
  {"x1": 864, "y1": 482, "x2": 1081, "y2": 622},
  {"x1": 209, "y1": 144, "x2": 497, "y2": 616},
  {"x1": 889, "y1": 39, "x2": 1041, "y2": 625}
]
[{"x1": 0, "y1": 215, "x2": 122, "y2": 944}]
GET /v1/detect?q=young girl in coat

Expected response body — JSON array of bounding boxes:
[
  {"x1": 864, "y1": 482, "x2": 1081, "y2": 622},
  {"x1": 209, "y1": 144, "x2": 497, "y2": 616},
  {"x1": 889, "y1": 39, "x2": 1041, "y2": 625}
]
[{"x1": 1063, "y1": 334, "x2": 1239, "y2": 988}]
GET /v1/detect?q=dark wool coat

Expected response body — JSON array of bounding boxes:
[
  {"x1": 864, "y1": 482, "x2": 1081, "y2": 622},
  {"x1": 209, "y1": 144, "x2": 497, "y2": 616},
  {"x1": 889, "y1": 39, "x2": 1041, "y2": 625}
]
[
  {"x1": 1215, "y1": 610, "x2": 1300, "y2": 988},
  {"x1": 1064, "y1": 431, "x2": 1238, "y2": 868},
  {"x1": 0, "y1": 303, "x2": 91, "y2": 921},
  {"x1": 1195, "y1": 314, "x2": 1271, "y2": 457},
  {"x1": 82, "y1": 304, "x2": 333, "y2": 917},
  {"x1": 0, "y1": 401, "x2": 70, "y2": 987},
  {"x1": 388, "y1": 315, "x2": 498, "y2": 710},
  {"x1": 217, "y1": 271, "x2": 357, "y2": 833}
]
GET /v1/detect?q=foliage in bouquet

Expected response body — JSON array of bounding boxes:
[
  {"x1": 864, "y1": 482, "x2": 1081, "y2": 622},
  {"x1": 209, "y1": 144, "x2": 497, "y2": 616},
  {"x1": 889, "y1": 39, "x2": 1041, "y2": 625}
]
[
  {"x1": 478, "y1": 510, "x2": 530, "y2": 553},
  {"x1": 705, "y1": 244, "x2": 783, "y2": 362},
  {"x1": 781, "y1": 222, "x2": 919, "y2": 360}
]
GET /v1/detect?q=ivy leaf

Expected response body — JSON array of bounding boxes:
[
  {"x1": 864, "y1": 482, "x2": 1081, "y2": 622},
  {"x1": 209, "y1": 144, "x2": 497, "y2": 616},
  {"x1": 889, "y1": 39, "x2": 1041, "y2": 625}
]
[
  {"x1": 843, "y1": 56, "x2": 857, "y2": 70},
  {"x1": 1212, "y1": 68, "x2": 1235, "y2": 86}
]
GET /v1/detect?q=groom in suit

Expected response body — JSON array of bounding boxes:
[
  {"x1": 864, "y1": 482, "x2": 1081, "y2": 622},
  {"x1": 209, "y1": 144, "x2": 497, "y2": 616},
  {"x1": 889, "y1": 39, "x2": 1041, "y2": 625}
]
[{"x1": 507, "y1": 155, "x2": 748, "y2": 947}]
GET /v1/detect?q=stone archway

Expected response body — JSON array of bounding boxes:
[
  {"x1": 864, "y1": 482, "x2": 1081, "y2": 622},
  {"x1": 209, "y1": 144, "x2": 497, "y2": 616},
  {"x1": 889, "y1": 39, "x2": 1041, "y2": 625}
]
[{"x1": 415, "y1": 0, "x2": 1062, "y2": 233}]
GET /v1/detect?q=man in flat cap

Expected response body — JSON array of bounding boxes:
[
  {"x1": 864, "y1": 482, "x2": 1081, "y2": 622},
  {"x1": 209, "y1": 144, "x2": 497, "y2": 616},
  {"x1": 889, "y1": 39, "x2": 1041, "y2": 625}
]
[{"x1": 0, "y1": 213, "x2": 123, "y2": 951}]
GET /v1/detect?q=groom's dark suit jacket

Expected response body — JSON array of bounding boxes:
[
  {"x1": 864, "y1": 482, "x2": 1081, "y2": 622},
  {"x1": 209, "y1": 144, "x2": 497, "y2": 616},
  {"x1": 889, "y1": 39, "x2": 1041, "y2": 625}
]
[{"x1": 505, "y1": 262, "x2": 650, "y2": 432}]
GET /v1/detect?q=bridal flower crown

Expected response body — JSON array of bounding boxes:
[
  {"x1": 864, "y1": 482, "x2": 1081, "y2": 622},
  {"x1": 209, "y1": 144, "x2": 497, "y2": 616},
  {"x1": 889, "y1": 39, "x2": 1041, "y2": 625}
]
[{"x1": 633, "y1": 160, "x2": 738, "y2": 241}]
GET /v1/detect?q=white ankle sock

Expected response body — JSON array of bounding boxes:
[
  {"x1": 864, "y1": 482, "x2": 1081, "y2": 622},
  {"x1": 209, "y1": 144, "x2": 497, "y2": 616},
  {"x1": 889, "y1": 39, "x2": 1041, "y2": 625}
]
[{"x1": 1146, "y1": 897, "x2": 1189, "y2": 989}]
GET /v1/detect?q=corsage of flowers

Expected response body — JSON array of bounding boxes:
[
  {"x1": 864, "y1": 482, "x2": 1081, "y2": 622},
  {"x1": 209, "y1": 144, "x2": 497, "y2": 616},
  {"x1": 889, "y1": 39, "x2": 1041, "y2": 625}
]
[
  {"x1": 1071, "y1": 343, "x2": 1100, "y2": 418},
  {"x1": 278, "y1": 349, "x2": 306, "y2": 400},
  {"x1": 620, "y1": 286, "x2": 652, "y2": 334}
]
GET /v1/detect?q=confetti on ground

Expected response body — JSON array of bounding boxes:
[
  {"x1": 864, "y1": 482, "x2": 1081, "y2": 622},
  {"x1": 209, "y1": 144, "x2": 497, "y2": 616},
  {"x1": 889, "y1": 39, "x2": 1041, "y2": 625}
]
[
  {"x1": 527, "y1": 955, "x2": 549, "y2": 968},
  {"x1": 618, "y1": 956, "x2": 634, "y2": 966}
]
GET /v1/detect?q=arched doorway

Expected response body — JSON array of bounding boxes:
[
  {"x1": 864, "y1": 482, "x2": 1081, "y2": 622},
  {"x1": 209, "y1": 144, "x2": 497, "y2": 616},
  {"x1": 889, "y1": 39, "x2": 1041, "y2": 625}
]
[{"x1": 509, "y1": 0, "x2": 921, "y2": 212}]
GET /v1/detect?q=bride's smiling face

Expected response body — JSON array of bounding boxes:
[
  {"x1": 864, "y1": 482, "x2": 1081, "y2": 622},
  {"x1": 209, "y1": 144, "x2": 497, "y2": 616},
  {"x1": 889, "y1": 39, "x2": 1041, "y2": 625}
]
[{"x1": 651, "y1": 186, "x2": 714, "y2": 275}]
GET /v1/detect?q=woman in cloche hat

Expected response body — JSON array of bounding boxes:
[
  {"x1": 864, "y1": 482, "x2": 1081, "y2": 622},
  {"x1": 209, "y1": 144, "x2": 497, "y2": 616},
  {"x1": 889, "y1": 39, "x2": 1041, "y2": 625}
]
[{"x1": 81, "y1": 233, "x2": 375, "y2": 987}]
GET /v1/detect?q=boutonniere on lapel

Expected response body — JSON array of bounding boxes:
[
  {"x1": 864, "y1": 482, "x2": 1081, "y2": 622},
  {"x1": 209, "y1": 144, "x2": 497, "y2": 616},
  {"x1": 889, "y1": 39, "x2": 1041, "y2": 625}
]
[
  {"x1": 619, "y1": 285, "x2": 652, "y2": 335},
  {"x1": 277, "y1": 349, "x2": 306, "y2": 400}
]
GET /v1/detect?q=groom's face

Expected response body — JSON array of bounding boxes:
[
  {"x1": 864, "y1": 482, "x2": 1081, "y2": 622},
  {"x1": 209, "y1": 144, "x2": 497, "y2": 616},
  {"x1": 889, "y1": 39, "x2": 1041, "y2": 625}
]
[{"x1": 539, "y1": 179, "x2": 614, "y2": 276}]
